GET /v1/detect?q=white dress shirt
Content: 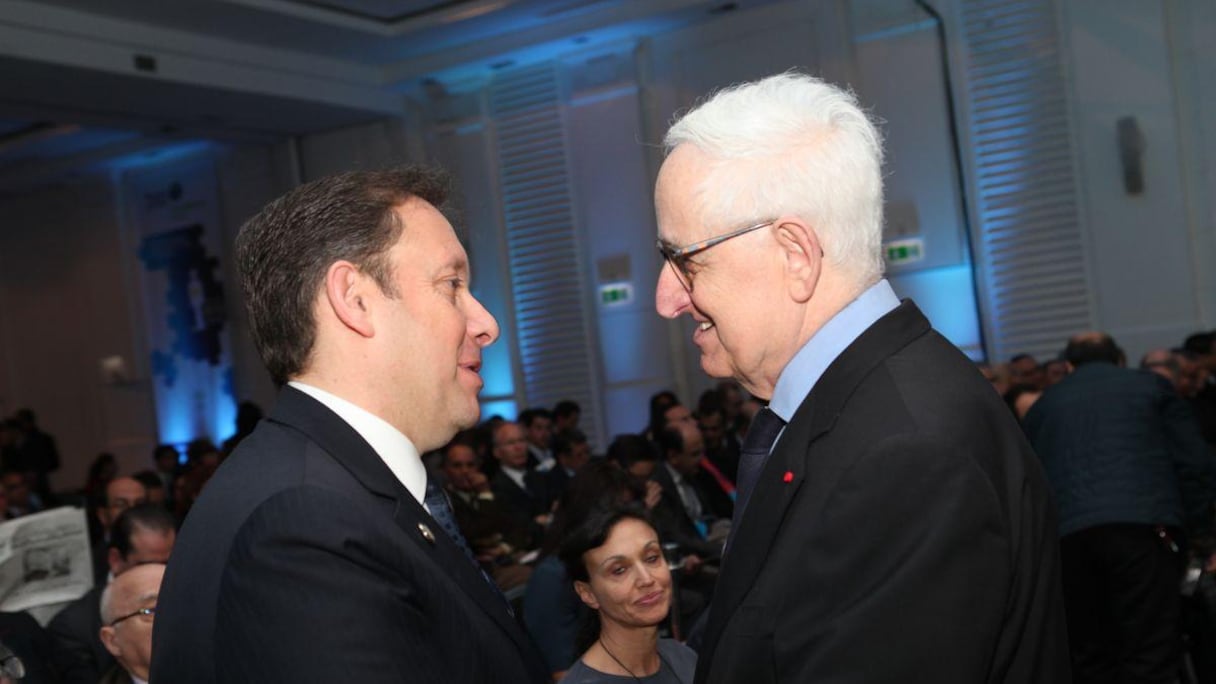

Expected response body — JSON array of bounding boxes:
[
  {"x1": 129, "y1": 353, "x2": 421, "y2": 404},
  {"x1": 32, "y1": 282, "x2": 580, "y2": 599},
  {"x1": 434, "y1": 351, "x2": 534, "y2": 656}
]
[{"x1": 288, "y1": 381, "x2": 427, "y2": 507}]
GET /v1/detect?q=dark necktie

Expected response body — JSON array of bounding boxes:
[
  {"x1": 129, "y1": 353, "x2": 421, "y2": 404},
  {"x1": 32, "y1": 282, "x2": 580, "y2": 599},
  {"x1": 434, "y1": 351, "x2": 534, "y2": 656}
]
[
  {"x1": 733, "y1": 407, "x2": 787, "y2": 520},
  {"x1": 424, "y1": 480, "x2": 515, "y2": 616},
  {"x1": 424, "y1": 480, "x2": 479, "y2": 568}
]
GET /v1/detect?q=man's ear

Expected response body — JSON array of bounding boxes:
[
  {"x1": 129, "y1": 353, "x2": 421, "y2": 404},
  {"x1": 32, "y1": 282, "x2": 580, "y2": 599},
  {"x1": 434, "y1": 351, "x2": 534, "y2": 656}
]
[
  {"x1": 106, "y1": 547, "x2": 125, "y2": 576},
  {"x1": 573, "y1": 580, "x2": 600, "y2": 611},
  {"x1": 99, "y1": 625, "x2": 121, "y2": 658},
  {"x1": 324, "y1": 261, "x2": 376, "y2": 338},
  {"x1": 774, "y1": 218, "x2": 822, "y2": 303}
]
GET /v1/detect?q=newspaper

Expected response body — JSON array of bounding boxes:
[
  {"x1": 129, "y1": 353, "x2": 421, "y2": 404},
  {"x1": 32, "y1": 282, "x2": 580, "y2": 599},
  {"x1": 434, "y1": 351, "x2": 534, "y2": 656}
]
[{"x1": 0, "y1": 507, "x2": 93, "y2": 613}]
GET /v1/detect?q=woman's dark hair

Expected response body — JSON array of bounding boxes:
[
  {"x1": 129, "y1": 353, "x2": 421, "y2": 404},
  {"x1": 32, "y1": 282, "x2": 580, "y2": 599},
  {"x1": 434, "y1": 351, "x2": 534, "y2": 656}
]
[
  {"x1": 558, "y1": 504, "x2": 654, "y2": 583},
  {"x1": 540, "y1": 459, "x2": 642, "y2": 557},
  {"x1": 557, "y1": 504, "x2": 658, "y2": 652}
]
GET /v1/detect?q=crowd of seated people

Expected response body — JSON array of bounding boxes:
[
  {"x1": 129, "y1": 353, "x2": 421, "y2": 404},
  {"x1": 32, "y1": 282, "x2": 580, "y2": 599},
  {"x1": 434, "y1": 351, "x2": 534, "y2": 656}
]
[
  {"x1": 0, "y1": 328, "x2": 1211, "y2": 682},
  {"x1": 0, "y1": 404, "x2": 249, "y2": 683}
]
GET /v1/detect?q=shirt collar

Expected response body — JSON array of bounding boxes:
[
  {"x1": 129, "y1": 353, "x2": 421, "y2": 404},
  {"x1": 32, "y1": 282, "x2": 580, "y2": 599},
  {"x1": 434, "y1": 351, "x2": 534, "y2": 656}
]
[
  {"x1": 769, "y1": 279, "x2": 900, "y2": 422},
  {"x1": 287, "y1": 381, "x2": 427, "y2": 506}
]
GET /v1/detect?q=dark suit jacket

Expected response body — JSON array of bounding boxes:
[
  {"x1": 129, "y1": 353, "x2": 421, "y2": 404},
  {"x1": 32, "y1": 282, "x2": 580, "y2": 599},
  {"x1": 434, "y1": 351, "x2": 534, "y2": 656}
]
[
  {"x1": 47, "y1": 583, "x2": 112, "y2": 684},
  {"x1": 150, "y1": 387, "x2": 548, "y2": 683},
  {"x1": 650, "y1": 464, "x2": 723, "y2": 560},
  {"x1": 0, "y1": 610, "x2": 58, "y2": 684},
  {"x1": 696, "y1": 301, "x2": 1070, "y2": 683},
  {"x1": 490, "y1": 469, "x2": 548, "y2": 549}
]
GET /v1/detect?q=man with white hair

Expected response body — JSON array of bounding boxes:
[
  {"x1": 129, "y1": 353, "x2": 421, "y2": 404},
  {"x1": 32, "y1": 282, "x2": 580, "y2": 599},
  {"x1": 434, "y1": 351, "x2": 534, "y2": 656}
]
[
  {"x1": 654, "y1": 71, "x2": 1069, "y2": 682},
  {"x1": 98, "y1": 563, "x2": 164, "y2": 684}
]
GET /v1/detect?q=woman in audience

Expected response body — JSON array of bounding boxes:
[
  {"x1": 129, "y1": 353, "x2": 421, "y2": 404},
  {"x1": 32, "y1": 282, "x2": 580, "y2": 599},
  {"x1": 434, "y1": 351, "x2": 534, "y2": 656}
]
[
  {"x1": 524, "y1": 460, "x2": 646, "y2": 680},
  {"x1": 559, "y1": 505, "x2": 695, "y2": 683}
]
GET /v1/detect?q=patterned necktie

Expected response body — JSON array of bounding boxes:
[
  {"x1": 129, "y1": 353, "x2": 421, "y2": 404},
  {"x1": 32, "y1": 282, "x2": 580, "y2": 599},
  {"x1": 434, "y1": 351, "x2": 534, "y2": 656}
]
[
  {"x1": 733, "y1": 407, "x2": 787, "y2": 520},
  {"x1": 424, "y1": 480, "x2": 479, "y2": 568},
  {"x1": 424, "y1": 479, "x2": 515, "y2": 616}
]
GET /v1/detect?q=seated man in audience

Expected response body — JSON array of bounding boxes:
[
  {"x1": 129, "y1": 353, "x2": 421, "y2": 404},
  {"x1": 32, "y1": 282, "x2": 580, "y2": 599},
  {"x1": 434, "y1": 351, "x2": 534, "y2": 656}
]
[
  {"x1": 50, "y1": 503, "x2": 175, "y2": 684},
  {"x1": 98, "y1": 563, "x2": 165, "y2": 684},
  {"x1": 489, "y1": 421, "x2": 550, "y2": 550},
  {"x1": 518, "y1": 408, "x2": 555, "y2": 472},
  {"x1": 1009, "y1": 353, "x2": 1045, "y2": 390},
  {"x1": 551, "y1": 400, "x2": 581, "y2": 434},
  {"x1": 91, "y1": 477, "x2": 148, "y2": 584},
  {"x1": 2, "y1": 470, "x2": 42, "y2": 518},
  {"x1": 440, "y1": 437, "x2": 530, "y2": 591},
  {"x1": 696, "y1": 392, "x2": 741, "y2": 484},
  {"x1": 651, "y1": 423, "x2": 730, "y2": 561},
  {"x1": 543, "y1": 428, "x2": 591, "y2": 503}
]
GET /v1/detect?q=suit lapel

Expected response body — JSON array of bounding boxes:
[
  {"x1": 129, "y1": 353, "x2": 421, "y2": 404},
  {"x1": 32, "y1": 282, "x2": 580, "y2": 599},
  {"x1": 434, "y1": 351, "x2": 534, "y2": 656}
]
[
  {"x1": 268, "y1": 388, "x2": 534, "y2": 656},
  {"x1": 701, "y1": 301, "x2": 931, "y2": 663}
]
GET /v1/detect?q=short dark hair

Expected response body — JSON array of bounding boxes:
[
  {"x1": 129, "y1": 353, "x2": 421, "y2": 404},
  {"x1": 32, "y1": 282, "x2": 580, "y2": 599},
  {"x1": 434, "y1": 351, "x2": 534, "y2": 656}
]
[
  {"x1": 517, "y1": 408, "x2": 552, "y2": 428},
  {"x1": 236, "y1": 165, "x2": 451, "y2": 385},
  {"x1": 131, "y1": 470, "x2": 162, "y2": 492},
  {"x1": 1064, "y1": 334, "x2": 1122, "y2": 367},
  {"x1": 606, "y1": 434, "x2": 657, "y2": 470},
  {"x1": 1183, "y1": 332, "x2": 1215, "y2": 356},
  {"x1": 553, "y1": 400, "x2": 580, "y2": 420},
  {"x1": 440, "y1": 431, "x2": 480, "y2": 465},
  {"x1": 551, "y1": 428, "x2": 588, "y2": 458},
  {"x1": 654, "y1": 425, "x2": 686, "y2": 459},
  {"x1": 109, "y1": 503, "x2": 176, "y2": 559},
  {"x1": 558, "y1": 504, "x2": 655, "y2": 584}
]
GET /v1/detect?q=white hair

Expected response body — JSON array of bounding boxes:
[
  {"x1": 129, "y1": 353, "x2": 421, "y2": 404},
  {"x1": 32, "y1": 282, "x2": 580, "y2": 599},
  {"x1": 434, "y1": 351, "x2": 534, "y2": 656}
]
[{"x1": 664, "y1": 71, "x2": 886, "y2": 285}]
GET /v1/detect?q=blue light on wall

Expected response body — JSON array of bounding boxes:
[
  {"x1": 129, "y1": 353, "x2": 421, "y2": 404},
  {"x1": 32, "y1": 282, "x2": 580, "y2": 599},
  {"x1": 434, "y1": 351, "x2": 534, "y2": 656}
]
[{"x1": 480, "y1": 399, "x2": 518, "y2": 422}]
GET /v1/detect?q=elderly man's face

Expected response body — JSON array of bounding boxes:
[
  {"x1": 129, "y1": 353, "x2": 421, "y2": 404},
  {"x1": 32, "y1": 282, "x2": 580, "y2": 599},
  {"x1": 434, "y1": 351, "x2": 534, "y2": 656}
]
[
  {"x1": 654, "y1": 146, "x2": 791, "y2": 395},
  {"x1": 100, "y1": 563, "x2": 164, "y2": 682},
  {"x1": 492, "y1": 422, "x2": 529, "y2": 470}
]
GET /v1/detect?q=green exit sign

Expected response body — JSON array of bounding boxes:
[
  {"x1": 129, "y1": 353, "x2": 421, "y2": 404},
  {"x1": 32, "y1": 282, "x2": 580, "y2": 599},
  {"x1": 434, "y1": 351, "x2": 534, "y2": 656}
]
[
  {"x1": 599, "y1": 282, "x2": 633, "y2": 306},
  {"x1": 884, "y1": 238, "x2": 925, "y2": 265}
]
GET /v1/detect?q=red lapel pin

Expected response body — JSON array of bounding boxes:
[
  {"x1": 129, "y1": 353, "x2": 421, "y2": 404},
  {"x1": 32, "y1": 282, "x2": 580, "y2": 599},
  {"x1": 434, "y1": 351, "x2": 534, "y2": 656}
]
[{"x1": 783, "y1": 471, "x2": 794, "y2": 483}]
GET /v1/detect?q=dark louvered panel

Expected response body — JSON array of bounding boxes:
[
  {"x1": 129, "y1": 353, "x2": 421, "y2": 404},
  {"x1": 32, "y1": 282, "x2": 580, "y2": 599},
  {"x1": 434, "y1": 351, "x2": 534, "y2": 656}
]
[{"x1": 961, "y1": 0, "x2": 1094, "y2": 362}]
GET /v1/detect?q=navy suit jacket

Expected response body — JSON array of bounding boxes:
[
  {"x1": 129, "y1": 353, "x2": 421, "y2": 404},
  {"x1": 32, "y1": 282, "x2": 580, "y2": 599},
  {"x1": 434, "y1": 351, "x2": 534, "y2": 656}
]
[
  {"x1": 696, "y1": 301, "x2": 1071, "y2": 683},
  {"x1": 150, "y1": 387, "x2": 548, "y2": 682}
]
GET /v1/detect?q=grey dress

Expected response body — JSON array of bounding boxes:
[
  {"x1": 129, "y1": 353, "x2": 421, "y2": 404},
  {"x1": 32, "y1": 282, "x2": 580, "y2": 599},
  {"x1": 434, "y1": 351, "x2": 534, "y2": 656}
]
[{"x1": 561, "y1": 639, "x2": 696, "y2": 683}]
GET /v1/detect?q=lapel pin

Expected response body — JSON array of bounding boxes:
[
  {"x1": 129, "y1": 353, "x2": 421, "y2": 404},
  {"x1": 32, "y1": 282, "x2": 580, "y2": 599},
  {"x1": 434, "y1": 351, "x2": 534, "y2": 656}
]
[
  {"x1": 783, "y1": 471, "x2": 794, "y2": 483},
  {"x1": 417, "y1": 522, "x2": 436, "y2": 544}
]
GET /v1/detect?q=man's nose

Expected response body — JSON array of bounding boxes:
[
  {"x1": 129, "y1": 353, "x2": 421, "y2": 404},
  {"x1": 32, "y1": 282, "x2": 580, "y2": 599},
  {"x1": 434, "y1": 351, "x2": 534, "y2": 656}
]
[{"x1": 655, "y1": 262, "x2": 690, "y2": 319}]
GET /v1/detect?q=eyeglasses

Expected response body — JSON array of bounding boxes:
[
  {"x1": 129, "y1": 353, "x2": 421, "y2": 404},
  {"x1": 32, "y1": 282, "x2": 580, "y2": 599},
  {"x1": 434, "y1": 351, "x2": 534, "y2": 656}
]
[
  {"x1": 657, "y1": 219, "x2": 775, "y2": 292},
  {"x1": 109, "y1": 606, "x2": 156, "y2": 627}
]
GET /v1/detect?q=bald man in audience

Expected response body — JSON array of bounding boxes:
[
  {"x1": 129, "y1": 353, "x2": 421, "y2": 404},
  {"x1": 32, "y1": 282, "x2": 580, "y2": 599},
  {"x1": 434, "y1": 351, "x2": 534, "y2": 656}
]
[
  {"x1": 50, "y1": 503, "x2": 175, "y2": 684},
  {"x1": 98, "y1": 563, "x2": 164, "y2": 684}
]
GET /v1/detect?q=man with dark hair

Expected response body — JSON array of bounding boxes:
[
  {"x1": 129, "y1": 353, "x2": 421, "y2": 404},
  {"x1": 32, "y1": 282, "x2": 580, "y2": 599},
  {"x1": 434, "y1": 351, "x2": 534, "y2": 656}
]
[
  {"x1": 152, "y1": 167, "x2": 546, "y2": 682},
  {"x1": 91, "y1": 477, "x2": 148, "y2": 584},
  {"x1": 551, "y1": 400, "x2": 580, "y2": 433},
  {"x1": 544, "y1": 428, "x2": 590, "y2": 502},
  {"x1": 1010, "y1": 353, "x2": 1046, "y2": 390},
  {"x1": 49, "y1": 503, "x2": 175, "y2": 684},
  {"x1": 1025, "y1": 331, "x2": 1216, "y2": 683},
  {"x1": 11, "y1": 408, "x2": 59, "y2": 502},
  {"x1": 696, "y1": 390, "x2": 741, "y2": 483},
  {"x1": 651, "y1": 423, "x2": 728, "y2": 561},
  {"x1": 517, "y1": 408, "x2": 555, "y2": 472}
]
